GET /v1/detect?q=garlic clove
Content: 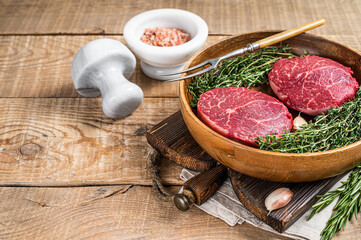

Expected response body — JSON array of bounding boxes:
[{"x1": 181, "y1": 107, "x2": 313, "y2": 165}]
[
  {"x1": 265, "y1": 187, "x2": 293, "y2": 213},
  {"x1": 293, "y1": 114, "x2": 308, "y2": 131}
]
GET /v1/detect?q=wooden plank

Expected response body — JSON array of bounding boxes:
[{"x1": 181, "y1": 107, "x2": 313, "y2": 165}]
[
  {"x1": 0, "y1": 97, "x2": 186, "y2": 186},
  {"x1": 0, "y1": 35, "x2": 224, "y2": 98},
  {"x1": 0, "y1": 186, "x2": 290, "y2": 240},
  {"x1": 0, "y1": 186, "x2": 359, "y2": 240},
  {"x1": 1, "y1": 34, "x2": 360, "y2": 98},
  {"x1": 1, "y1": 0, "x2": 361, "y2": 36}
]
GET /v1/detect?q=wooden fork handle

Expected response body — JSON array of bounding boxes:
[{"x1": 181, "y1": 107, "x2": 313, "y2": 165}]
[{"x1": 257, "y1": 18, "x2": 326, "y2": 48}]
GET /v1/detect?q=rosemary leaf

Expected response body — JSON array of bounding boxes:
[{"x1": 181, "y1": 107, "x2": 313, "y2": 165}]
[
  {"x1": 187, "y1": 46, "x2": 296, "y2": 107},
  {"x1": 187, "y1": 44, "x2": 361, "y2": 240},
  {"x1": 309, "y1": 166, "x2": 361, "y2": 240},
  {"x1": 257, "y1": 89, "x2": 361, "y2": 153}
]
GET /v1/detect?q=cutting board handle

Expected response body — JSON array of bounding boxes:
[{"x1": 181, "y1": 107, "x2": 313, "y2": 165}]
[{"x1": 174, "y1": 165, "x2": 228, "y2": 211}]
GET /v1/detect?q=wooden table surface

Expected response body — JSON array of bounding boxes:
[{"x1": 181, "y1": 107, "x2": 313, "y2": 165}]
[{"x1": 0, "y1": 0, "x2": 361, "y2": 239}]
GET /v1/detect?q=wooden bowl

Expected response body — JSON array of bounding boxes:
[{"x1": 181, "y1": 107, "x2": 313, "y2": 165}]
[{"x1": 179, "y1": 31, "x2": 361, "y2": 182}]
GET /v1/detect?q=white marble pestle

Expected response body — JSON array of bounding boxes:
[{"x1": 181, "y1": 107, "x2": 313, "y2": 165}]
[{"x1": 71, "y1": 38, "x2": 143, "y2": 118}]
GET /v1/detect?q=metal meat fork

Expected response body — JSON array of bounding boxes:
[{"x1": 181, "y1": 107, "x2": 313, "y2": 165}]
[{"x1": 164, "y1": 18, "x2": 326, "y2": 82}]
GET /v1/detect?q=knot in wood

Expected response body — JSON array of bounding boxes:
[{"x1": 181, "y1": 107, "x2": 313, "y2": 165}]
[
  {"x1": 134, "y1": 125, "x2": 149, "y2": 136},
  {"x1": 20, "y1": 143, "x2": 42, "y2": 156}
]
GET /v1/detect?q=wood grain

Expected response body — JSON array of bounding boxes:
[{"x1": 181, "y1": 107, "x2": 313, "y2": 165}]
[
  {"x1": 0, "y1": 185, "x2": 287, "y2": 240},
  {"x1": 0, "y1": 185, "x2": 359, "y2": 240},
  {"x1": 0, "y1": 35, "x2": 223, "y2": 98},
  {"x1": 146, "y1": 110, "x2": 349, "y2": 232},
  {"x1": 230, "y1": 170, "x2": 346, "y2": 233},
  {"x1": 180, "y1": 31, "x2": 361, "y2": 182},
  {"x1": 257, "y1": 18, "x2": 325, "y2": 48},
  {"x1": 1, "y1": 0, "x2": 361, "y2": 36},
  {"x1": 1, "y1": 0, "x2": 361, "y2": 238},
  {"x1": 0, "y1": 97, "x2": 185, "y2": 186},
  {"x1": 0, "y1": 35, "x2": 360, "y2": 98},
  {"x1": 184, "y1": 165, "x2": 227, "y2": 205},
  {"x1": 147, "y1": 111, "x2": 217, "y2": 171}
]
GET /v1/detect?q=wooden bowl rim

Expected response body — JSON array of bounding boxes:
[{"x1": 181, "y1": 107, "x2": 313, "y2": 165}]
[{"x1": 180, "y1": 30, "x2": 361, "y2": 157}]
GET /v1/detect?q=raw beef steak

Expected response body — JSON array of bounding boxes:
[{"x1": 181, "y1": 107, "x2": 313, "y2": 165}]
[
  {"x1": 197, "y1": 87, "x2": 293, "y2": 146},
  {"x1": 268, "y1": 55, "x2": 359, "y2": 116}
]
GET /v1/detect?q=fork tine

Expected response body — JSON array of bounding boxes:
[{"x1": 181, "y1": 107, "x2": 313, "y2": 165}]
[
  {"x1": 165, "y1": 65, "x2": 214, "y2": 82},
  {"x1": 159, "y1": 59, "x2": 212, "y2": 76}
]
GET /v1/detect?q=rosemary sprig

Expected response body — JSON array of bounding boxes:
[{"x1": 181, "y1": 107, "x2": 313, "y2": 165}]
[
  {"x1": 187, "y1": 43, "x2": 361, "y2": 239},
  {"x1": 257, "y1": 88, "x2": 361, "y2": 153},
  {"x1": 308, "y1": 164, "x2": 361, "y2": 240},
  {"x1": 187, "y1": 46, "x2": 296, "y2": 107},
  {"x1": 255, "y1": 76, "x2": 361, "y2": 240}
]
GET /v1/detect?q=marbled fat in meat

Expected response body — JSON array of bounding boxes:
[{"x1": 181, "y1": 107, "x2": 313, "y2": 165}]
[
  {"x1": 268, "y1": 56, "x2": 359, "y2": 116},
  {"x1": 197, "y1": 87, "x2": 293, "y2": 146}
]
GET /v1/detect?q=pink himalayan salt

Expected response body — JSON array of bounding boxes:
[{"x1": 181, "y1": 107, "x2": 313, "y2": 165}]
[{"x1": 140, "y1": 27, "x2": 191, "y2": 47}]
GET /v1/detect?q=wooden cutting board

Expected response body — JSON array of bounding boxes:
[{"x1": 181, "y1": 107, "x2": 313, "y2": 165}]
[{"x1": 146, "y1": 111, "x2": 345, "y2": 233}]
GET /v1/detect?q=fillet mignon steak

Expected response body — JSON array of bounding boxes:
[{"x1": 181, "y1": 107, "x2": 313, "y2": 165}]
[
  {"x1": 268, "y1": 55, "x2": 359, "y2": 116},
  {"x1": 197, "y1": 87, "x2": 293, "y2": 146}
]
